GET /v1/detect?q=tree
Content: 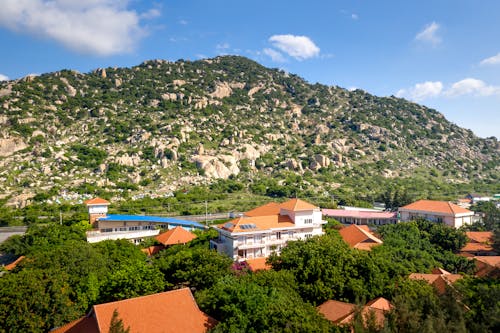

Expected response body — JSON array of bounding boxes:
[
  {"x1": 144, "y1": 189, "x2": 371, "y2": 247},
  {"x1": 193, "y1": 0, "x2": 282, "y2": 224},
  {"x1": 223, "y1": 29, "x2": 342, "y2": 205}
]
[{"x1": 109, "y1": 309, "x2": 130, "y2": 333}]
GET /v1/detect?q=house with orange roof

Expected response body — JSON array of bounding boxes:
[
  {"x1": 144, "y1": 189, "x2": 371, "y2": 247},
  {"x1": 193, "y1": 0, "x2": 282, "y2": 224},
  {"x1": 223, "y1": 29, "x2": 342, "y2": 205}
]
[
  {"x1": 51, "y1": 288, "x2": 217, "y2": 333},
  {"x1": 210, "y1": 198, "x2": 325, "y2": 260},
  {"x1": 398, "y1": 200, "x2": 474, "y2": 228},
  {"x1": 317, "y1": 297, "x2": 393, "y2": 329},
  {"x1": 472, "y1": 256, "x2": 500, "y2": 278},
  {"x1": 460, "y1": 231, "x2": 496, "y2": 257},
  {"x1": 408, "y1": 268, "x2": 463, "y2": 294},
  {"x1": 338, "y1": 225, "x2": 383, "y2": 250}
]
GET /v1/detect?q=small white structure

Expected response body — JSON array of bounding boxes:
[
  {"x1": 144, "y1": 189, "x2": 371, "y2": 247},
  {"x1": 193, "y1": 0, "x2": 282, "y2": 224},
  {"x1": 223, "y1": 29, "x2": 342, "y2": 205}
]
[
  {"x1": 210, "y1": 198, "x2": 326, "y2": 261},
  {"x1": 398, "y1": 200, "x2": 474, "y2": 228}
]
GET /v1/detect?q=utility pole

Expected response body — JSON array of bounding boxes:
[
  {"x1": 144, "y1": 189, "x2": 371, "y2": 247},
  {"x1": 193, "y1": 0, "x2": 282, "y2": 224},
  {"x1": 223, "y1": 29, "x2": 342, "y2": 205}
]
[
  {"x1": 205, "y1": 200, "x2": 208, "y2": 225},
  {"x1": 59, "y1": 210, "x2": 62, "y2": 225}
]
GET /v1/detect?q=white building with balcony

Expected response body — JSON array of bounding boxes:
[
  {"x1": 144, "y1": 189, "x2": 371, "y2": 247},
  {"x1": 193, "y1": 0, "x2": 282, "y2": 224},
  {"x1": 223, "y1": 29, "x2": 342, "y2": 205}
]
[{"x1": 210, "y1": 198, "x2": 326, "y2": 261}]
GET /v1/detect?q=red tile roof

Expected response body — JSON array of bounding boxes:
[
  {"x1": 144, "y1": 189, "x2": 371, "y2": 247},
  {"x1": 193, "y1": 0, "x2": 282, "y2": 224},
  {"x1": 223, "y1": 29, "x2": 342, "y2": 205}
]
[
  {"x1": 141, "y1": 245, "x2": 164, "y2": 256},
  {"x1": 318, "y1": 297, "x2": 392, "y2": 327},
  {"x1": 4, "y1": 255, "x2": 25, "y2": 271},
  {"x1": 246, "y1": 257, "x2": 271, "y2": 271},
  {"x1": 244, "y1": 202, "x2": 282, "y2": 217},
  {"x1": 155, "y1": 226, "x2": 197, "y2": 246},
  {"x1": 279, "y1": 198, "x2": 319, "y2": 211},
  {"x1": 217, "y1": 215, "x2": 295, "y2": 233},
  {"x1": 54, "y1": 288, "x2": 217, "y2": 333},
  {"x1": 408, "y1": 270, "x2": 463, "y2": 294},
  {"x1": 400, "y1": 200, "x2": 472, "y2": 215},
  {"x1": 83, "y1": 197, "x2": 110, "y2": 205},
  {"x1": 338, "y1": 225, "x2": 382, "y2": 250},
  {"x1": 466, "y1": 231, "x2": 493, "y2": 244},
  {"x1": 473, "y1": 256, "x2": 500, "y2": 278},
  {"x1": 51, "y1": 316, "x2": 99, "y2": 333}
]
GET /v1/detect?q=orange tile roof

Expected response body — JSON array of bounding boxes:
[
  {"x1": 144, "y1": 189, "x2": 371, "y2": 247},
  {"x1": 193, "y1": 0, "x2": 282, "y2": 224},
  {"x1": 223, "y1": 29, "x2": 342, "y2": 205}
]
[
  {"x1": 4, "y1": 256, "x2": 25, "y2": 271},
  {"x1": 365, "y1": 297, "x2": 393, "y2": 311},
  {"x1": 466, "y1": 231, "x2": 493, "y2": 244},
  {"x1": 279, "y1": 198, "x2": 319, "y2": 211},
  {"x1": 155, "y1": 226, "x2": 197, "y2": 246},
  {"x1": 217, "y1": 215, "x2": 295, "y2": 233},
  {"x1": 473, "y1": 256, "x2": 500, "y2": 278},
  {"x1": 338, "y1": 225, "x2": 382, "y2": 250},
  {"x1": 317, "y1": 300, "x2": 356, "y2": 323},
  {"x1": 141, "y1": 245, "x2": 164, "y2": 256},
  {"x1": 244, "y1": 202, "x2": 282, "y2": 217},
  {"x1": 400, "y1": 200, "x2": 472, "y2": 215},
  {"x1": 83, "y1": 197, "x2": 110, "y2": 205},
  {"x1": 318, "y1": 298, "x2": 391, "y2": 327},
  {"x1": 461, "y1": 242, "x2": 494, "y2": 253},
  {"x1": 93, "y1": 288, "x2": 217, "y2": 333},
  {"x1": 246, "y1": 257, "x2": 271, "y2": 271},
  {"x1": 51, "y1": 316, "x2": 99, "y2": 333},
  {"x1": 408, "y1": 271, "x2": 463, "y2": 294}
]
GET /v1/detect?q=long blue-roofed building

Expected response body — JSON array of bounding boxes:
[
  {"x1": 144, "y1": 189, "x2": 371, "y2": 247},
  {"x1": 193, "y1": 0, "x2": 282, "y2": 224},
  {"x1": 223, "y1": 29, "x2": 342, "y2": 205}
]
[{"x1": 84, "y1": 198, "x2": 206, "y2": 244}]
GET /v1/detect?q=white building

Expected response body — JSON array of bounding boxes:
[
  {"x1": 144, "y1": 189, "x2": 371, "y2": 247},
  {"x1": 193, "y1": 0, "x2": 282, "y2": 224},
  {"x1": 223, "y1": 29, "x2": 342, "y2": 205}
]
[
  {"x1": 84, "y1": 198, "x2": 205, "y2": 243},
  {"x1": 210, "y1": 198, "x2": 326, "y2": 261},
  {"x1": 398, "y1": 199, "x2": 474, "y2": 228}
]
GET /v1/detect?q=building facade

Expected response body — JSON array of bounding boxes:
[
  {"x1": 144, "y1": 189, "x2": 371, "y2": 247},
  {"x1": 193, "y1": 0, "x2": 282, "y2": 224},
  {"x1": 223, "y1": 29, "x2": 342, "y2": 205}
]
[
  {"x1": 398, "y1": 199, "x2": 474, "y2": 228},
  {"x1": 84, "y1": 198, "x2": 205, "y2": 243},
  {"x1": 210, "y1": 199, "x2": 325, "y2": 261}
]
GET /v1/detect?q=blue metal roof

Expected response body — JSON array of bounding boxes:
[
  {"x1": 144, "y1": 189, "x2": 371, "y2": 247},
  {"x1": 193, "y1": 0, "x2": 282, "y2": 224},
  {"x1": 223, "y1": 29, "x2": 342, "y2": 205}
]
[{"x1": 99, "y1": 214, "x2": 206, "y2": 229}]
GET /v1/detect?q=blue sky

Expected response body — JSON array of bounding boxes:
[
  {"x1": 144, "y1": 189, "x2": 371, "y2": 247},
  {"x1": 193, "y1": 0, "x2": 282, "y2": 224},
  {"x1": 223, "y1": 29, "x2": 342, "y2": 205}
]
[{"x1": 0, "y1": 0, "x2": 499, "y2": 138}]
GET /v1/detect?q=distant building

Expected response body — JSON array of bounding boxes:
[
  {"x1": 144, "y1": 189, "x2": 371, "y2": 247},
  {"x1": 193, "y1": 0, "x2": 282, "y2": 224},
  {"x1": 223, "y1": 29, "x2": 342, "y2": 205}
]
[
  {"x1": 472, "y1": 256, "x2": 500, "y2": 278},
  {"x1": 51, "y1": 288, "x2": 217, "y2": 333},
  {"x1": 317, "y1": 297, "x2": 393, "y2": 328},
  {"x1": 466, "y1": 193, "x2": 491, "y2": 204},
  {"x1": 84, "y1": 198, "x2": 205, "y2": 244},
  {"x1": 338, "y1": 224, "x2": 383, "y2": 251},
  {"x1": 408, "y1": 268, "x2": 463, "y2": 294},
  {"x1": 398, "y1": 200, "x2": 474, "y2": 228},
  {"x1": 323, "y1": 208, "x2": 397, "y2": 225},
  {"x1": 210, "y1": 198, "x2": 325, "y2": 261},
  {"x1": 460, "y1": 232, "x2": 496, "y2": 257}
]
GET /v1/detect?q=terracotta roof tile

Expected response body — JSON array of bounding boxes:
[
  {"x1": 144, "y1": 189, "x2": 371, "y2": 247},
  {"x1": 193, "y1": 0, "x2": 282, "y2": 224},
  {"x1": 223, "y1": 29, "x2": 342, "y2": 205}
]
[
  {"x1": 246, "y1": 257, "x2": 271, "y2": 271},
  {"x1": 4, "y1": 256, "x2": 25, "y2": 271},
  {"x1": 216, "y1": 215, "x2": 295, "y2": 233},
  {"x1": 83, "y1": 197, "x2": 110, "y2": 205},
  {"x1": 473, "y1": 256, "x2": 500, "y2": 278},
  {"x1": 317, "y1": 300, "x2": 356, "y2": 323},
  {"x1": 365, "y1": 297, "x2": 393, "y2": 311},
  {"x1": 400, "y1": 200, "x2": 472, "y2": 215},
  {"x1": 50, "y1": 316, "x2": 99, "y2": 333},
  {"x1": 461, "y1": 243, "x2": 494, "y2": 253},
  {"x1": 279, "y1": 198, "x2": 319, "y2": 211},
  {"x1": 408, "y1": 271, "x2": 463, "y2": 294},
  {"x1": 93, "y1": 288, "x2": 217, "y2": 333},
  {"x1": 244, "y1": 202, "x2": 282, "y2": 217},
  {"x1": 141, "y1": 245, "x2": 164, "y2": 256},
  {"x1": 155, "y1": 226, "x2": 197, "y2": 246},
  {"x1": 338, "y1": 225, "x2": 382, "y2": 250},
  {"x1": 466, "y1": 231, "x2": 493, "y2": 244}
]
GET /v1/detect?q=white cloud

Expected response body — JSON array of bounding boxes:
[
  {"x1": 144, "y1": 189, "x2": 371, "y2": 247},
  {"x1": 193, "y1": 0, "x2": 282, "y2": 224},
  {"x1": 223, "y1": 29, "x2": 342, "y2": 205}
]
[
  {"x1": 268, "y1": 34, "x2": 320, "y2": 60},
  {"x1": 0, "y1": 74, "x2": 9, "y2": 81},
  {"x1": 415, "y1": 22, "x2": 441, "y2": 46},
  {"x1": 396, "y1": 81, "x2": 443, "y2": 101},
  {"x1": 397, "y1": 78, "x2": 500, "y2": 101},
  {"x1": 351, "y1": 13, "x2": 359, "y2": 20},
  {"x1": 140, "y1": 8, "x2": 161, "y2": 20},
  {"x1": 179, "y1": 19, "x2": 188, "y2": 25},
  {"x1": 0, "y1": 0, "x2": 157, "y2": 56},
  {"x1": 263, "y1": 48, "x2": 286, "y2": 62},
  {"x1": 445, "y1": 78, "x2": 500, "y2": 97},
  {"x1": 480, "y1": 52, "x2": 500, "y2": 66}
]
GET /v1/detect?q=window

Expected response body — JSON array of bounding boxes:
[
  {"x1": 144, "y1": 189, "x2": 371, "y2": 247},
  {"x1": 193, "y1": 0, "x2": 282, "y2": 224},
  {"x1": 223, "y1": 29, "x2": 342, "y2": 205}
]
[
  {"x1": 276, "y1": 232, "x2": 281, "y2": 240},
  {"x1": 305, "y1": 233, "x2": 313, "y2": 239},
  {"x1": 304, "y1": 218, "x2": 313, "y2": 224}
]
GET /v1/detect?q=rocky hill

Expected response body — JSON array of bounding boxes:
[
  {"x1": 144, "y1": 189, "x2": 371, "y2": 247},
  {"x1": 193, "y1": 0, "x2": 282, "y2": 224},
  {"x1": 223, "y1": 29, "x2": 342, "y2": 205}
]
[{"x1": 0, "y1": 56, "x2": 498, "y2": 207}]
